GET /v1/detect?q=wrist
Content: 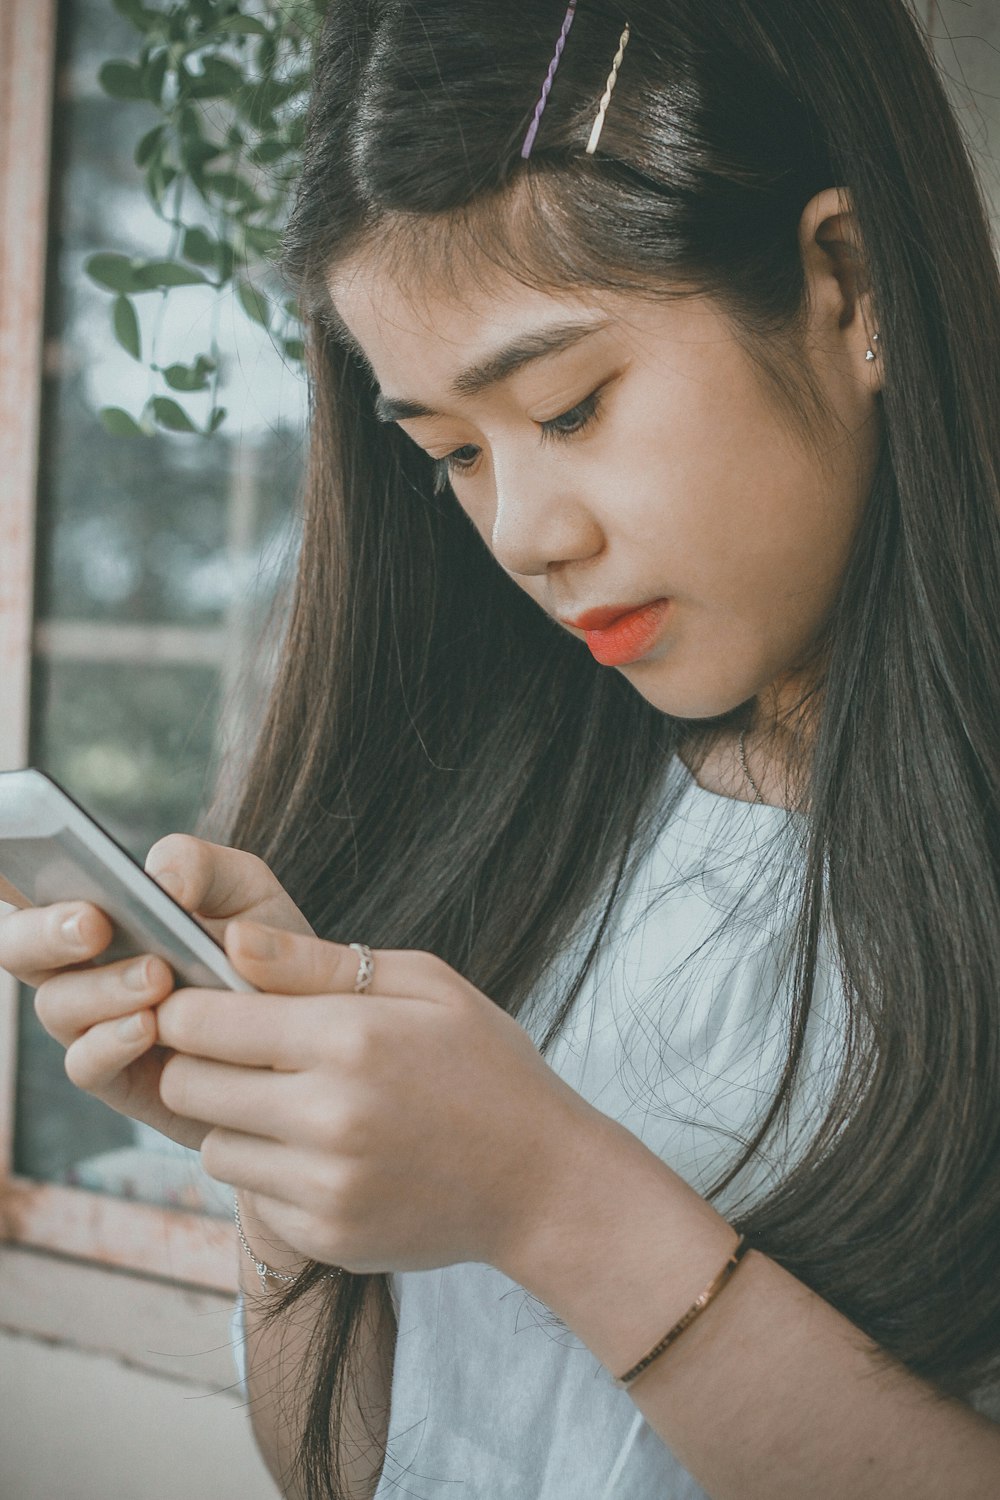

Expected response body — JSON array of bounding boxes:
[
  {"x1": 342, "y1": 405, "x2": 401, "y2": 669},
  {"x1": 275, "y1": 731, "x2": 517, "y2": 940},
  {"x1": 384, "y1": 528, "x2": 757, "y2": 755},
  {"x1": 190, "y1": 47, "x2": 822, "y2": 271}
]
[{"x1": 496, "y1": 1107, "x2": 737, "y2": 1380}]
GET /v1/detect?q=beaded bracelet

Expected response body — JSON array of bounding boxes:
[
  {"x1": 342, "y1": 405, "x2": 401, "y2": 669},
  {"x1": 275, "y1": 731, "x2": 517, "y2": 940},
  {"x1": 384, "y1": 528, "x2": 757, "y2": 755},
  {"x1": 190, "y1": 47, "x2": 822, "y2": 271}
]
[
  {"x1": 613, "y1": 1234, "x2": 751, "y2": 1388},
  {"x1": 233, "y1": 1192, "x2": 346, "y2": 1292}
]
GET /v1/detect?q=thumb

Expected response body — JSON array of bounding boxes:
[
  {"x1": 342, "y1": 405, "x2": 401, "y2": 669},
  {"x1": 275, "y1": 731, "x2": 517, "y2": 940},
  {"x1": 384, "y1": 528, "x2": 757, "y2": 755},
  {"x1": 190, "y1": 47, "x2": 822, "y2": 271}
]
[
  {"x1": 144, "y1": 834, "x2": 228, "y2": 913},
  {"x1": 144, "y1": 834, "x2": 313, "y2": 937}
]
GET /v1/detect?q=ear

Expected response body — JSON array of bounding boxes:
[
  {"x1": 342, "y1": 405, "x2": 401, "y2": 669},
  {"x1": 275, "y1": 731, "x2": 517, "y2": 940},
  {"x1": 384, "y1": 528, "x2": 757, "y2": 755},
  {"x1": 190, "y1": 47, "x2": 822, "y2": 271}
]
[{"x1": 798, "y1": 186, "x2": 884, "y2": 393}]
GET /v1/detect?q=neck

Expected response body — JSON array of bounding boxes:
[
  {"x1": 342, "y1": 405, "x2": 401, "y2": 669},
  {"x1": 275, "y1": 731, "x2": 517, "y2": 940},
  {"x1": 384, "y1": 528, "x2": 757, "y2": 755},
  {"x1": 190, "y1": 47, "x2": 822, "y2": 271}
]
[{"x1": 678, "y1": 693, "x2": 818, "y2": 812}]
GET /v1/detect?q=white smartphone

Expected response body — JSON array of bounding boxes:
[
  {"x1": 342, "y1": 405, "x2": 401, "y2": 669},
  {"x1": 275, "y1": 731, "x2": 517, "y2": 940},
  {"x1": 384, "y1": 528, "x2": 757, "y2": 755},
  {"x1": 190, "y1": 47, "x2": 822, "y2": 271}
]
[{"x1": 0, "y1": 767, "x2": 256, "y2": 992}]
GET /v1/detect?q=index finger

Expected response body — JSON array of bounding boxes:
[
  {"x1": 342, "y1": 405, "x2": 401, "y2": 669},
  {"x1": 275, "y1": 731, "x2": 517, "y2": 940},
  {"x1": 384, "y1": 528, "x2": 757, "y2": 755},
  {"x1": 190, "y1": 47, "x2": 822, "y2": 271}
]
[
  {"x1": 0, "y1": 901, "x2": 114, "y2": 990},
  {"x1": 154, "y1": 987, "x2": 381, "y2": 1070}
]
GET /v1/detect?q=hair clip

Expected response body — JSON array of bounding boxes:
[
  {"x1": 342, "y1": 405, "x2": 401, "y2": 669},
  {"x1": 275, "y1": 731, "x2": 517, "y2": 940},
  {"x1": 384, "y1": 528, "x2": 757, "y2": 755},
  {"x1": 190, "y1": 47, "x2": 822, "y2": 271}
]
[
  {"x1": 521, "y1": 2, "x2": 579, "y2": 160},
  {"x1": 585, "y1": 22, "x2": 631, "y2": 154}
]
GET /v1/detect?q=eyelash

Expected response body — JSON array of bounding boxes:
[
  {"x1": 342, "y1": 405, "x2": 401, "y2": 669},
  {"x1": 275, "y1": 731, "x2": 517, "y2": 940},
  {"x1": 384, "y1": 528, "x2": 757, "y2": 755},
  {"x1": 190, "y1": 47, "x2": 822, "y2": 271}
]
[{"x1": 430, "y1": 389, "x2": 604, "y2": 495}]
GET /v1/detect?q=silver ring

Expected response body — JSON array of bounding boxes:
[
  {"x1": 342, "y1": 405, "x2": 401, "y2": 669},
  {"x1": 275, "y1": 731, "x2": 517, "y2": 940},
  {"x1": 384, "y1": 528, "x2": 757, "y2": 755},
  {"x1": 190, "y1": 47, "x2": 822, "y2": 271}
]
[{"x1": 348, "y1": 942, "x2": 375, "y2": 993}]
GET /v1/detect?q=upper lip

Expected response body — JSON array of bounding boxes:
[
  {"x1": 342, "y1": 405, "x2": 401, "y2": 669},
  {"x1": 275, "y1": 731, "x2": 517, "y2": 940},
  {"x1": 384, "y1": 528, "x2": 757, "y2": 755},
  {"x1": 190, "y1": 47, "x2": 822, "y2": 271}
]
[{"x1": 559, "y1": 599, "x2": 667, "y2": 631}]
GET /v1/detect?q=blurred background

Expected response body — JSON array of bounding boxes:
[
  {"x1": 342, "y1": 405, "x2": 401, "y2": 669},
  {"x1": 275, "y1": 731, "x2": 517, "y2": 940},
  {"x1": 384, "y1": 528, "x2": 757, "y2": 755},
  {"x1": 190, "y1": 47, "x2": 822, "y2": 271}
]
[
  {"x1": 18, "y1": 0, "x2": 313, "y2": 1221},
  {"x1": 2, "y1": 1, "x2": 315, "y2": 1495}
]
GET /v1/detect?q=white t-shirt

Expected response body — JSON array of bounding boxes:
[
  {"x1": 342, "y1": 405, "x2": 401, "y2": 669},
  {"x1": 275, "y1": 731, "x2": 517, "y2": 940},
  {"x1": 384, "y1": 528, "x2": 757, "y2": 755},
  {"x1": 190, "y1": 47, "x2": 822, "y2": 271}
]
[{"x1": 229, "y1": 755, "x2": 999, "y2": 1495}]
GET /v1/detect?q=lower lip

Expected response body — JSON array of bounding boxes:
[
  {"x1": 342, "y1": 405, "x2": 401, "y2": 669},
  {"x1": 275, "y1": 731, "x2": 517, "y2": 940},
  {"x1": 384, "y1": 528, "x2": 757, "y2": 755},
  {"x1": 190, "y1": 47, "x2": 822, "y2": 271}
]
[{"x1": 582, "y1": 599, "x2": 672, "y2": 666}]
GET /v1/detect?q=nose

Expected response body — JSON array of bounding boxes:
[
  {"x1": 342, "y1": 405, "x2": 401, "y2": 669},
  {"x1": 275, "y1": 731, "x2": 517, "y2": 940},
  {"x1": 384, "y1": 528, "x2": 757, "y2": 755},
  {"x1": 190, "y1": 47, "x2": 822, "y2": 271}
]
[{"x1": 488, "y1": 456, "x2": 604, "y2": 578}]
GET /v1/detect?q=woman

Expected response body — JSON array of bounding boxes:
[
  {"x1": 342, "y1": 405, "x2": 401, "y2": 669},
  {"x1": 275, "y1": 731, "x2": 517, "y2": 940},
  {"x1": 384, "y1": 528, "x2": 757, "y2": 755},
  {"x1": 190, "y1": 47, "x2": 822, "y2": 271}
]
[{"x1": 4, "y1": 0, "x2": 1000, "y2": 1495}]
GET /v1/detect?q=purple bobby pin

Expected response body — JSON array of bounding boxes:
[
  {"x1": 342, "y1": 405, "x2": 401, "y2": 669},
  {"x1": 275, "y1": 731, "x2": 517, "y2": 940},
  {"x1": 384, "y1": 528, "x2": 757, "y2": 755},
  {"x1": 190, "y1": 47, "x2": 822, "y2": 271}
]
[{"x1": 521, "y1": 1, "x2": 578, "y2": 159}]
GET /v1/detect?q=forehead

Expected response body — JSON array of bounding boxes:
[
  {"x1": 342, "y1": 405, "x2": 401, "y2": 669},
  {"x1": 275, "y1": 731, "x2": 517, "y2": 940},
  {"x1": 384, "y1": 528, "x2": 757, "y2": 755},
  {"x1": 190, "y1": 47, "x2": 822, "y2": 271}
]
[{"x1": 326, "y1": 246, "x2": 616, "y2": 389}]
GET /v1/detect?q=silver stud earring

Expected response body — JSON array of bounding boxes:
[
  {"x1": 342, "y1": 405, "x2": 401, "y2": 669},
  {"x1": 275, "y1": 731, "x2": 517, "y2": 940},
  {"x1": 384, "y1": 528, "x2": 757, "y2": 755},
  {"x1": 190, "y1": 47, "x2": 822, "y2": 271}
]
[{"x1": 865, "y1": 331, "x2": 881, "y2": 362}]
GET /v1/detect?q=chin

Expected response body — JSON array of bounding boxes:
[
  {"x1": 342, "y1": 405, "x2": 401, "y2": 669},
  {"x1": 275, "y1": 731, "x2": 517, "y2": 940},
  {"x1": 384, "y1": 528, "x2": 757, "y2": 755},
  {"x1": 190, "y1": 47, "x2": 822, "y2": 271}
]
[{"x1": 624, "y1": 664, "x2": 755, "y2": 724}]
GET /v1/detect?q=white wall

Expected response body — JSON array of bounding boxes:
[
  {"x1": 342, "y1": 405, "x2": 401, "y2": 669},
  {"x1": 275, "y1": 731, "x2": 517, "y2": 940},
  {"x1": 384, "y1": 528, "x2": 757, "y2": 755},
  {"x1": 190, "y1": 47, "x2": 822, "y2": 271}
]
[
  {"x1": 0, "y1": 1330, "x2": 278, "y2": 1500},
  {"x1": 0, "y1": 1248, "x2": 278, "y2": 1500}
]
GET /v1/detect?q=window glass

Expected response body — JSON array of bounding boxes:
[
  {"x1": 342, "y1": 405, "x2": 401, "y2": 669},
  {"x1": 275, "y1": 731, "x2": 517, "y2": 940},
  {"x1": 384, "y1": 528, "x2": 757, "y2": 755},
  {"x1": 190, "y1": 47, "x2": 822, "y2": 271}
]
[{"x1": 14, "y1": 0, "x2": 305, "y2": 1218}]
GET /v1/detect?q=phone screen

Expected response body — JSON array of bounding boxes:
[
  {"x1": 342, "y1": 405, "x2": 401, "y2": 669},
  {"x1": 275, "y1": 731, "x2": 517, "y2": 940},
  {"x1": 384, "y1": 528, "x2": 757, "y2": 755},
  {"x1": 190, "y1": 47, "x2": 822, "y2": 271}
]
[{"x1": 0, "y1": 768, "x2": 255, "y2": 992}]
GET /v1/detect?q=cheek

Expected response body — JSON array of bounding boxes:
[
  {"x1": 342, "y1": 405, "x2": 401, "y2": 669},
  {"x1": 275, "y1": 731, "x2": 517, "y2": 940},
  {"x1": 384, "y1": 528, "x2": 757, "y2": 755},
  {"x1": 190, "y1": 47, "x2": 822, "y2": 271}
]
[
  {"x1": 630, "y1": 391, "x2": 854, "y2": 614},
  {"x1": 449, "y1": 480, "x2": 496, "y2": 548}
]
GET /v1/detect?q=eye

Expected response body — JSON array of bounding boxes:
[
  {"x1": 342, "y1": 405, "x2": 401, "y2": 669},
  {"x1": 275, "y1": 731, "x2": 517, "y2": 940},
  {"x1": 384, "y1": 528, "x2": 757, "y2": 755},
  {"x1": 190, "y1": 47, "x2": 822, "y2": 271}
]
[
  {"x1": 431, "y1": 388, "x2": 605, "y2": 495},
  {"x1": 431, "y1": 444, "x2": 479, "y2": 494},
  {"x1": 538, "y1": 389, "x2": 603, "y2": 443}
]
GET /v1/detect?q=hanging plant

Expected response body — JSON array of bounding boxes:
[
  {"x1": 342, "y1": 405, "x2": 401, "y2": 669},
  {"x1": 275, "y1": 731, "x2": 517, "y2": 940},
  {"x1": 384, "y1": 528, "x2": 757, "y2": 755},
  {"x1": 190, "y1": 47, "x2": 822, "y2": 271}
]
[{"x1": 87, "y1": 0, "x2": 325, "y2": 438}]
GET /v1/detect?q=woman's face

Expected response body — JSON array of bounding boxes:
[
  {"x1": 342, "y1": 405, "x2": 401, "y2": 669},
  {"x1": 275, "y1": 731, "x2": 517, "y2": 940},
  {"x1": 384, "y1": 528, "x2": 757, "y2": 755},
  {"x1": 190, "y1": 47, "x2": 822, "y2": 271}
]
[{"x1": 328, "y1": 239, "x2": 881, "y2": 722}]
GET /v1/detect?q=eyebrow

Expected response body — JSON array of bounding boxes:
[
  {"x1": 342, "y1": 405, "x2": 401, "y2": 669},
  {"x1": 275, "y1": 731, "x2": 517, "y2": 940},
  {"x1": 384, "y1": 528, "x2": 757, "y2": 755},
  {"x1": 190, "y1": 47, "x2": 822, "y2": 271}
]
[{"x1": 366, "y1": 319, "x2": 611, "y2": 424}]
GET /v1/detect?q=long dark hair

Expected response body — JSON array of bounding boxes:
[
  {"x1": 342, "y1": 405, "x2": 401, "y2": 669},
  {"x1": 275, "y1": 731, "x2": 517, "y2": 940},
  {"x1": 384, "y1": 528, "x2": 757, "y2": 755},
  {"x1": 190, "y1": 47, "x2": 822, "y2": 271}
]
[{"x1": 215, "y1": 2, "x2": 1000, "y2": 1494}]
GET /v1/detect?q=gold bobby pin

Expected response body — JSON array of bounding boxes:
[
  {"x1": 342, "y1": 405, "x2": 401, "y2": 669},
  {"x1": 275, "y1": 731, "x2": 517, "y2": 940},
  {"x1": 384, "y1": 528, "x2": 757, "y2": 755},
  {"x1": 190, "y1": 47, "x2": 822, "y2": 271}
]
[{"x1": 585, "y1": 22, "x2": 631, "y2": 155}]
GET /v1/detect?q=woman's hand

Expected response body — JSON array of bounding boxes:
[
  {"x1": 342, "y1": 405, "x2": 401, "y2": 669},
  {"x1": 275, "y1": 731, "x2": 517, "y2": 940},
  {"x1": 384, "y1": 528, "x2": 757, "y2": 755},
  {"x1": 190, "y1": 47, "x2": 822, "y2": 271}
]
[
  {"x1": 155, "y1": 924, "x2": 594, "y2": 1276},
  {"x1": 0, "y1": 836, "x2": 315, "y2": 1153}
]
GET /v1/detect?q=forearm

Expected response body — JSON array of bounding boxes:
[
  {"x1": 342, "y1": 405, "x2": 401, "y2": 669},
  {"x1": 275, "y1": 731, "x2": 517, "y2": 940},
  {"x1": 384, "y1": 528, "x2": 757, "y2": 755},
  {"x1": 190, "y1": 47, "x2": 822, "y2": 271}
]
[
  {"x1": 237, "y1": 1192, "x2": 394, "y2": 1500},
  {"x1": 500, "y1": 1114, "x2": 1000, "y2": 1500}
]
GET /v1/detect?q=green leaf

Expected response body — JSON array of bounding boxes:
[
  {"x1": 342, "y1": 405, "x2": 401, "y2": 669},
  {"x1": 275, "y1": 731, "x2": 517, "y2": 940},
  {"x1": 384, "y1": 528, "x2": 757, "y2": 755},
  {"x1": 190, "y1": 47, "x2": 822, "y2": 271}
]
[
  {"x1": 184, "y1": 228, "x2": 235, "y2": 281},
  {"x1": 101, "y1": 406, "x2": 145, "y2": 438},
  {"x1": 113, "y1": 295, "x2": 142, "y2": 360},
  {"x1": 165, "y1": 9, "x2": 189, "y2": 44},
  {"x1": 182, "y1": 226, "x2": 218, "y2": 265},
  {"x1": 85, "y1": 252, "x2": 142, "y2": 294},
  {"x1": 145, "y1": 160, "x2": 179, "y2": 205},
  {"x1": 184, "y1": 57, "x2": 245, "y2": 99},
  {"x1": 202, "y1": 170, "x2": 263, "y2": 211},
  {"x1": 177, "y1": 102, "x2": 204, "y2": 143},
  {"x1": 237, "y1": 279, "x2": 270, "y2": 328},
  {"x1": 217, "y1": 14, "x2": 268, "y2": 35},
  {"x1": 282, "y1": 337, "x2": 305, "y2": 362},
  {"x1": 112, "y1": 0, "x2": 156, "y2": 31},
  {"x1": 248, "y1": 137, "x2": 290, "y2": 166},
  {"x1": 213, "y1": 239, "x2": 235, "y2": 281},
  {"x1": 151, "y1": 396, "x2": 198, "y2": 433},
  {"x1": 134, "y1": 123, "x2": 166, "y2": 168},
  {"x1": 207, "y1": 405, "x2": 227, "y2": 433},
  {"x1": 143, "y1": 49, "x2": 170, "y2": 105},
  {"x1": 255, "y1": 33, "x2": 277, "y2": 75},
  {"x1": 275, "y1": 71, "x2": 313, "y2": 104},
  {"x1": 237, "y1": 76, "x2": 306, "y2": 130},
  {"x1": 179, "y1": 134, "x2": 223, "y2": 176},
  {"x1": 243, "y1": 224, "x2": 282, "y2": 257},
  {"x1": 162, "y1": 355, "x2": 215, "y2": 392},
  {"x1": 98, "y1": 59, "x2": 148, "y2": 101},
  {"x1": 187, "y1": 0, "x2": 216, "y2": 29},
  {"x1": 132, "y1": 259, "x2": 210, "y2": 290}
]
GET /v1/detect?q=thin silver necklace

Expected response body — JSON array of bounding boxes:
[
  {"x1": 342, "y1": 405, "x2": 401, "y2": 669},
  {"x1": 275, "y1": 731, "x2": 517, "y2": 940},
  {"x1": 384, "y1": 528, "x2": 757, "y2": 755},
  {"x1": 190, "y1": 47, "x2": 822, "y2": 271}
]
[{"x1": 738, "y1": 728, "x2": 765, "y2": 805}]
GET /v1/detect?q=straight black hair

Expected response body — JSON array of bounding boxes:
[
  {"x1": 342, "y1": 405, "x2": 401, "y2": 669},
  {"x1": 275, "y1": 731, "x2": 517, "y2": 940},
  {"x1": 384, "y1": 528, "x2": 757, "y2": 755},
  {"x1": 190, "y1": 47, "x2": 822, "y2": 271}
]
[{"x1": 215, "y1": 3, "x2": 1000, "y2": 1494}]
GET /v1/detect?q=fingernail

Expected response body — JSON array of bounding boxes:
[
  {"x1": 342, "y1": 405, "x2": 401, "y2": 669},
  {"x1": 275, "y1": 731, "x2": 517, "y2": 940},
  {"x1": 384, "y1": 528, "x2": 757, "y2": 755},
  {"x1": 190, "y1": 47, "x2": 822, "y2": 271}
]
[
  {"x1": 124, "y1": 959, "x2": 150, "y2": 992},
  {"x1": 155, "y1": 871, "x2": 184, "y2": 900},
  {"x1": 61, "y1": 910, "x2": 87, "y2": 948},
  {"x1": 235, "y1": 922, "x2": 276, "y2": 959},
  {"x1": 117, "y1": 1012, "x2": 146, "y2": 1042}
]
